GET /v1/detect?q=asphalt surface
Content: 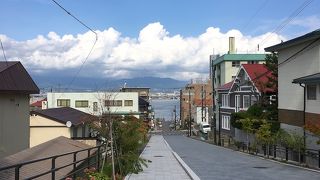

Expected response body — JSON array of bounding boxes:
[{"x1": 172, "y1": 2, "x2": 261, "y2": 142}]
[{"x1": 164, "y1": 135, "x2": 320, "y2": 180}]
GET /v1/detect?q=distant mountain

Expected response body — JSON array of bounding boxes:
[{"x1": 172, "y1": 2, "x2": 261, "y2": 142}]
[{"x1": 32, "y1": 75, "x2": 188, "y2": 92}]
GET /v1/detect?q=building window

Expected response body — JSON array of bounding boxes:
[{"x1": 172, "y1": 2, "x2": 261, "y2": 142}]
[
  {"x1": 124, "y1": 100, "x2": 133, "y2": 106},
  {"x1": 222, "y1": 94, "x2": 229, "y2": 107},
  {"x1": 222, "y1": 115, "x2": 230, "y2": 130},
  {"x1": 105, "y1": 100, "x2": 122, "y2": 107},
  {"x1": 57, "y1": 99, "x2": 70, "y2": 107},
  {"x1": 243, "y1": 95, "x2": 250, "y2": 109},
  {"x1": 75, "y1": 100, "x2": 89, "y2": 108},
  {"x1": 251, "y1": 95, "x2": 257, "y2": 105},
  {"x1": 232, "y1": 61, "x2": 240, "y2": 67},
  {"x1": 93, "y1": 102, "x2": 98, "y2": 111},
  {"x1": 247, "y1": 61, "x2": 258, "y2": 64},
  {"x1": 307, "y1": 85, "x2": 317, "y2": 100}
]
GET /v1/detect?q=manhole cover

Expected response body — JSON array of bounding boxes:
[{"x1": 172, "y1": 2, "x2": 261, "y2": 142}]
[
  {"x1": 253, "y1": 166, "x2": 269, "y2": 169},
  {"x1": 154, "y1": 155, "x2": 164, "y2": 157}
]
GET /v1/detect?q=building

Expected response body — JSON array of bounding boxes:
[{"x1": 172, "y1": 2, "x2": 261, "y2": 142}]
[
  {"x1": 216, "y1": 64, "x2": 275, "y2": 144},
  {"x1": 45, "y1": 92, "x2": 140, "y2": 118},
  {"x1": 120, "y1": 87, "x2": 151, "y2": 121},
  {"x1": 30, "y1": 107, "x2": 98, "y2": 147},
  {"x1": 210, "y1": 37, "x2": 267, "y2": 139},
  {"x1": 265, "y1": 29, "x2": 320, "y2": 150},
  {"x1": 180, "y1": 79, "x2": 213, "y2": 127},
  {"x1": 211, "y1": 37, "x2": 267, "y2": 88},
  {"x1": 0, "y1": 61, "x2": 39, "y2": 158}
]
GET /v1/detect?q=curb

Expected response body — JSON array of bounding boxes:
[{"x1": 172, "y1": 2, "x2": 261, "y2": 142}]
[{"x1": 163, "y1": 138, "x2": 200, "y2": 180}]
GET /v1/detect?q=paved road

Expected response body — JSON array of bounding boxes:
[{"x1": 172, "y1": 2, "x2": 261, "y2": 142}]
[{"x1": 164, "y1": 135, "x2": 320, "y2": 180}]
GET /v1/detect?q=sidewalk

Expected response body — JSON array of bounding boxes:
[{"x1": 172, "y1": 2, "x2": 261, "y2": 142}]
[{"x1": 126, "y1": 135, "x2": 191, "y2": 180}]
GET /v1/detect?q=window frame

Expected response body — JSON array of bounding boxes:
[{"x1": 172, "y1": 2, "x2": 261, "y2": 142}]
[
  {"x1": 307, "y1": 85, "x2": 317, "y2": 100},
  {"x1": 57, "y1": 99, "x2": 70, "y2": 107},
  {"x1": 75, "y1": 100, "x2": 89, "y2": 108},
  {"x1": 221, "y1": 115, "x2": 230, "y2": 130},
  {"x1": 232, "y1": 61, "x2": 240, "y2": 67},
  {"x1": 243, "y1": 95, "x2": 250, "y2": 109},
  {"x1": 221, "y1": 94, "x2": 229, "y2": 107},
  {"x1": 124, "y1": 100, "x2": 133, "y2": 106},
  {"x1": 105, "y1": 100, "x2": 123, "y2": 107}
]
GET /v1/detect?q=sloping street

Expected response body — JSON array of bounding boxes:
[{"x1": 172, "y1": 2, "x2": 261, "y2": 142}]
[{"x1": 164, "y1": 135, "x2": 320, "y2": 180}]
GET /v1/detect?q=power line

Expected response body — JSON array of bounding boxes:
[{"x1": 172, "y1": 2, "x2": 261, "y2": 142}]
[
  {"x1": 250, "y1": 37, "x2": 320, "y2": 84},
  {"x1": 241, "y1": 0, "x2": 269, "y2": 32},
  {"x1": 259, "y1": 0, "x2": 314, "y2": 46},
  {"x1": 51, "y1": 0, "x2": 98, "y2": 95},
  {"x1": 0, "y1": 38, "x2": 8, "y2": 63}
]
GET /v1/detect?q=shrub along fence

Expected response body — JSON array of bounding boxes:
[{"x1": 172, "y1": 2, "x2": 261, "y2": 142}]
[{"x1": 233, "y1": 142, "x2": 320, "y2": 169}]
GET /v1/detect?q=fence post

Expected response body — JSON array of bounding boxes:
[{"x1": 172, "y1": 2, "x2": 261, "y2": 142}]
[
  {"x1": 318, "y1": 150, "x2": 320, "y2": 168},
  {"x1": 15, "y1": 165, "x2": 21, "y2": 180},
  {"x1": 87, "y1": 149, "x2": 91, "y2": 168},
  {"x1": 273, "y1": 145, "x2": 276, "y2": 158},
  {"x1": 285, "y1": 147, "x2": 288, "y2": 161},
  {"x1": 97, "y1": 146, "x2": 101, "y2": 171},
  {"x1": 73, "y1": 152, "x2": 77, "y2": 179},
  {"x1": 263, "y1": 145, "x2": 266, "y2": 156},
  {"x1": 51, "y1": 157, "x2": 56, "y2": 180}
]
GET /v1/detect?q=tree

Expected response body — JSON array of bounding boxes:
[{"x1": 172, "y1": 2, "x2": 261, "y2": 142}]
[
  {"x1": 255, "y1": 120, "x2": 273, "y2": 158},
  {"x1": 264, "y1": 52, "x2": 278, "y2": 122},
  {"x1": 239, "y1": 118, "x2": 259, "y2": 151}
]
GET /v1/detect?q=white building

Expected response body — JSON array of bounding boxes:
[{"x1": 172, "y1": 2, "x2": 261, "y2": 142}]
[
  {"x1": 46, "y1": 92, "x2": 140, "y2": 118},
  {"x1": 265, "y1": 29, "x2": 320, "y2": 150}
]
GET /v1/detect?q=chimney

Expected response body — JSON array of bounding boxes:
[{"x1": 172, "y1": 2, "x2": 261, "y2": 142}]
[{"x1": 228, "y1": 37, "x2": 235, "y2": 54}]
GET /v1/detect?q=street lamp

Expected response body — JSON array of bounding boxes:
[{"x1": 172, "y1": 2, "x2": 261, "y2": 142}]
[{"x1": 216, "y1": 98, "x2": 222, "y2": 146}]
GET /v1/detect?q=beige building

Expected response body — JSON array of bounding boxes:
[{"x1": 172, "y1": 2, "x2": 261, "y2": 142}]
[
  {"x1": 30, "y1": 107, "x2": 98, "y2": 147},
  {"x1": 265, "y1": 29, "x2": 320, "y2": 149},
  {"x1": 0, "y1": 61, "x2": 39, "y2": 159}
]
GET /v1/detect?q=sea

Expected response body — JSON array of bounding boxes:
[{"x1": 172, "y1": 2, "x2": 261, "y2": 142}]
[{"x1": 150, "y1": 99, "x2": 180, "y2": 121}]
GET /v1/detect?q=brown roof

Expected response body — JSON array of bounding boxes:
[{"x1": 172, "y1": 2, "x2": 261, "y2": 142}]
[
  {"x1": 0, "y1": 61, "x2": 39, "y2": 94},
  {"x1": 0, "y1": 136, "x2": 93, "y2": 180},
  {"x1": 31, "y1": 107, "x2": 98, "y2": 126}
]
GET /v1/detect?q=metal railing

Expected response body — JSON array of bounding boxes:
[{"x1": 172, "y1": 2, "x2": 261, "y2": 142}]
[
  {"x1": 0, "y1": 143, "x2": 107, "y2": 180},
  {"x1": 234, "y1": 142, "x2": 320, "y2": 169}
]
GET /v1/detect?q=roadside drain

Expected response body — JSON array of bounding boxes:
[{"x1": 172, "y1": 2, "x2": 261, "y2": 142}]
[{"x1": 154, "y1": 155, "x2": 164, "y2": 157}]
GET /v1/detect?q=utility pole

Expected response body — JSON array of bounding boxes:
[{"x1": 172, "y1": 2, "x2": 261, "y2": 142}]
[
  {"x1": 201, "y1": 85, "x2": 204, "y2": 123},
  {"x1": 211, "y1": 58, "x2": 217, "y2": 145},
  {"x1": 174, "y1": 105, "x2": 177, "y2": 130},
  {"x1": 204, "y1": 89, "x2": 207, "y2": 122},
  {"x1": 188, "y1": 87, "x2": 192, "y2": 137}
]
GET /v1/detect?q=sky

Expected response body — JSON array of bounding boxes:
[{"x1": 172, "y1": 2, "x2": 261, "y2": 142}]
[{"x1": 0, "y1": 0, "x2": 319, "y2": 85}]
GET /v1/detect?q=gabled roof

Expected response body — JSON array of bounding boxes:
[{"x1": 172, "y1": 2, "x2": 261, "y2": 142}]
[
  {"x1": 0, "y1": 61, "x2": 39, "y2": 94},
  {"x1": 212, "y1": 54, "x2": 266, "y2": 65},
  {"x1": 30, "y1": 107, "x2": 97, "y2": 126},
  {"x1": 30, "y1": 98, "x2": 47, "y2": 107},
  {"x1": 241, "y1": 64, "x2": 275, "y2": 93},
  {"x1": 265, "y1": 29, "x2": 320, "y2": 52},
  {"x1": 292, "y1": 72, "x2": 320, "y2": 84},
  {"x1": 0, "y1": 136, "x2": 93, "y2": 179},
  {"x1": 216, "y1": 81, "x2": 234, "y2": 91}
]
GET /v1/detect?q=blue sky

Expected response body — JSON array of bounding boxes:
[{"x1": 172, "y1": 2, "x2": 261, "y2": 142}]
[
  {"x1": 0, "y1": 0, "x2": 319, "y2": 83},
  {"x1": 1, "y1": 0, "x2": 319, "y2": 40}
]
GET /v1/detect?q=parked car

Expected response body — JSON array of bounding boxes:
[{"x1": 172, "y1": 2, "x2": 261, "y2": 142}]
[{"x1": 199, "y1": 123, "x2": 211, "y2": 134}]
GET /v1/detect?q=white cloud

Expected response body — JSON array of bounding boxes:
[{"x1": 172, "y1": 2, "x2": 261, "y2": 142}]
[
  {"x1": 290, "y1": 15, "x2": 320, "y2": 32},
  {"x1": 0, "y1": 22, "x2": 284, "y2": 80}
]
